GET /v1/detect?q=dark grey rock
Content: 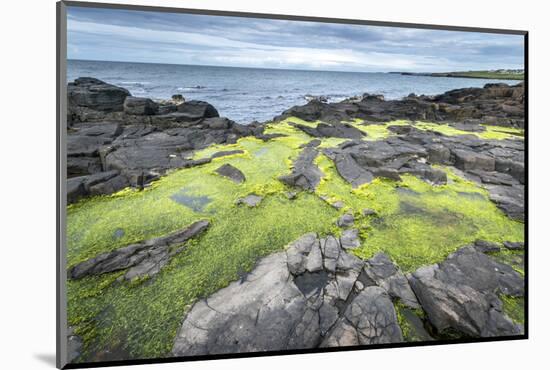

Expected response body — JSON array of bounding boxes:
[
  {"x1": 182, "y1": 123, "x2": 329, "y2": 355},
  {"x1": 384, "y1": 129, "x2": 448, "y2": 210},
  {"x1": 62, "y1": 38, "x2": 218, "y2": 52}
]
[
  {"x1": 322, "y1": 286, "x2": 403, "y2": 346},
  {"x1": 236, "y1": 194, "x2": 263, "y2": 207},
  {"x1": 340, "y1": 229, "x2": 361, "y2": 250},
  {"x1": 453, "y1": 149, "x2": 495, "y2": 172},
  {"x1": 336, "y1": 213, "x2": 354, "y2": 228},
  {"x1": 68, "y1": 77, "x2": 130, "y2": 112},
  {"x1": 331, "y1": 200, "x2": 345, "y2": 209},
  {"x1": 503, "y1": 241, "x2": 524, "y2": 251},
  {"x1": 474, "y1": 240, "x2": 502, "y2": 253},
  {"x1": 408, "y1": 246, "x2": 524, "y2": 337},
  {"x1": 176, "y1": 100, "x2": 219, "y2": 119},
  {"x1": 123, "y1": 97, "x2": 159, "y2": 115},
  {"x1": 69, "y1": 220, "x2": 210, "y2": 280},
  {"x1": 172, "y1": 232, "x2": 406, "y2": 356},
  {"x1": 215, "y1": 164, "x2": 246, "y2": 184},
  {"x1": 291, "y1": 121, "x2": 366, "y2": 139},
  {"x1": 279, "y1": 147, "x2": 323, "y2": 191},
  {"x1": 210, "y1": 149, "x2": 244, "y2": 159},
  {"x1": 362, "y1": 208, "x2": 377, "y2": 216},
  {"x1": 364, "y1": 253, "x2": 420, "y2": 309}
]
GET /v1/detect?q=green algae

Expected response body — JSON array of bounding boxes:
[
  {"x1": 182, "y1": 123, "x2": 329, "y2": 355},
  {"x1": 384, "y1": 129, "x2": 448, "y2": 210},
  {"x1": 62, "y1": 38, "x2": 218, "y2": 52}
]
[
  {"x1": 413, "y1": 121, "x2": 524, "y2": 140},
  {"x1": 315, "y1": 155, "x2": 523, "y2": 272},
  {"x1": 395, "y1": 303, "x2": 432, "y2": 342},
  {"x1": 67, "y1": 115, "x2": 524, "y2": 360},
  {"x1": 501, "y1": 295, "x2": 525, "y2": 325},
  {"x1": 67, "y1": 130, "x2": 340, "y2": 360}
]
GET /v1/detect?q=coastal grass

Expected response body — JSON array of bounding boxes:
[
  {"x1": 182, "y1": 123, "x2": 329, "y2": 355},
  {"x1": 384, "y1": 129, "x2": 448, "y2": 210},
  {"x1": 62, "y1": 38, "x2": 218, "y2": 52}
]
[
  {"x1": 438, "y1": 71, "x2": 524, "y2": 81},
  {"x1": 67, "y1": 115, "x2": 524, "y2": 360}
]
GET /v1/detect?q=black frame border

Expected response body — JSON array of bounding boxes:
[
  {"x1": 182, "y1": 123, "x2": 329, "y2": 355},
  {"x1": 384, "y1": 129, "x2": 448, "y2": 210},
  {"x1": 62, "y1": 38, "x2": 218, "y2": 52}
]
[{"x1": 56, "y1": 1, "x2": 529, "y2": 369}]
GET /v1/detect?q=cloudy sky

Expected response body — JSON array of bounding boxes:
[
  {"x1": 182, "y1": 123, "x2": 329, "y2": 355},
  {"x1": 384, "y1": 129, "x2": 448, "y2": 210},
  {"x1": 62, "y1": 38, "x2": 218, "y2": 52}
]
[{"x1": 67, "y1": 6, "x2": 524, "y2": 73}]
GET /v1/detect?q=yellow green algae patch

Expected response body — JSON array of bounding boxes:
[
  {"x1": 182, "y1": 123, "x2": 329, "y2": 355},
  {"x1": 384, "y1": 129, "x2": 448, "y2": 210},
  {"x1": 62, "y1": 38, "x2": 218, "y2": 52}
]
[
  {"x1": 315, "y1": 156, "x2": 524, "y2": 272},
  {"x1": 67, "y1": 132, "x2": 339, "y2": 360},
  {"x1": 413, "y1": 121, "x2": 524, "y2": 140},
  {"x1": 500, "y1": 295, "x2": 525, "y2": 325}
]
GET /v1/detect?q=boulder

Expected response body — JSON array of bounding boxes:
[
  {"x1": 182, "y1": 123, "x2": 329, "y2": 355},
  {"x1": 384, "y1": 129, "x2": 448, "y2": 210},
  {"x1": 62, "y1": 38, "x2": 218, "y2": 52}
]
[
  {"x1": 68, "y1": 77, "x2": 130, "y2": 112},
  {"x1": 176, "y1": 100, "x2": 219, "y2": 119},
  {"x1": 408, "y1": 246, "x2": 524, "y2": 337},
  {"x1": 123, "y1": 97, "x2": 159, "y2": 115},
  {"x1": 453, "y1": 149, "x2": 495, "y2": 171}
]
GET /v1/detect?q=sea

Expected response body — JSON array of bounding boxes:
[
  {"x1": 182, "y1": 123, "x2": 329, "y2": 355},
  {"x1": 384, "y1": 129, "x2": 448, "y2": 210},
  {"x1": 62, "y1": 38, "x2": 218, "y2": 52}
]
[{"x1": 68, "y1": 59, "x2": 516, "y2": 124}]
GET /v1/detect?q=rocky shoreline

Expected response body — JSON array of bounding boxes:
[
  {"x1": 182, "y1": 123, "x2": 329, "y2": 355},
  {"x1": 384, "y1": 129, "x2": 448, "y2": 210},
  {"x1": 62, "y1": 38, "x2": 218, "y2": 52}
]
[{"x1": 65, "y1": 77, "x2": 525, "y2": 363}]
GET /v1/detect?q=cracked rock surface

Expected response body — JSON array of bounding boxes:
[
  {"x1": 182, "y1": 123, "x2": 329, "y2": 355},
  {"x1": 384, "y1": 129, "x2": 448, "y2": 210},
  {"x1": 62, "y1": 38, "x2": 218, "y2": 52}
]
[
  {"x1": 279, "y1": 146, "x2": 323, "y2": 191},
  {"x1": 172, "y1": 232, "x2": 406, "y2": 356},
  {"x1": 172, "y1": 233, "x2": 525, "y2": 356},
  {"x1": 408, "y1": 245, "x2": 524, "y2": 337}
]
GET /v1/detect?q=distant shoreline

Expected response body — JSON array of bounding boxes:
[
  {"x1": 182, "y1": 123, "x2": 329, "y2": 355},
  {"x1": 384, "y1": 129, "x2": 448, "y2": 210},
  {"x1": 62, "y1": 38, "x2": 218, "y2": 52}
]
[{"x1": 390, "y1": 70, "x2": 524, "y2": 81}]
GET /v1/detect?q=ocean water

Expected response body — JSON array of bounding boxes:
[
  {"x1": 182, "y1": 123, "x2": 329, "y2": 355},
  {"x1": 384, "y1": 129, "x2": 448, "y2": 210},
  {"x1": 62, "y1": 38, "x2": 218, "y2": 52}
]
[{"x1": 68, "y1": 59, "x2": 516, "y2": 124}]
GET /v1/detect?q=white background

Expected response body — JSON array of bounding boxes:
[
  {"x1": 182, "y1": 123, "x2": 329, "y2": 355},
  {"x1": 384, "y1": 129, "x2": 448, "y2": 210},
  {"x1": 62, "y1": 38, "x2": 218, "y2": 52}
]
[{"x1": 0, "y1": 0, "x2": 547, "y2": 368}]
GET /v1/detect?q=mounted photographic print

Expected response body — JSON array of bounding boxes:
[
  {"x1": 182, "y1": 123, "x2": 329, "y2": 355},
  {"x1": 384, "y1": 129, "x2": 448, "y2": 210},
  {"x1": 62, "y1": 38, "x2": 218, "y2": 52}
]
[{"x1": 56, "y1": 1, "x2": 527, "y2": 368}]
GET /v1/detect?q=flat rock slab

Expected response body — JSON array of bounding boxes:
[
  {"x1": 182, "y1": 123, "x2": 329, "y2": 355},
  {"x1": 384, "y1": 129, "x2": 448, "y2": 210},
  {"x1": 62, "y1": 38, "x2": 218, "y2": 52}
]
[
  {"x1": 364, "y1": 253, "x2": 420, "y2": 309},
  {"x1": 408, "y1": 246, "x2": 524, "y2": 337},
  {"x1": 236, "y1": 194, "x2": 263, "y2": 207},
  {"x1": 172, "y1": 231, "x2": 408, "y2": 356},
  {"x1": 291, "y1": 121, "x2": 366, "y2": 139},
  {"x1": 68, "y1": 220, "x2": 210, "y2": 281},
  {"x1": 215, "y1": 163, "x2": 246, "y2": 183},
  {"x1": 279, "y1": 147, "x2": 323, "y2": 191}
]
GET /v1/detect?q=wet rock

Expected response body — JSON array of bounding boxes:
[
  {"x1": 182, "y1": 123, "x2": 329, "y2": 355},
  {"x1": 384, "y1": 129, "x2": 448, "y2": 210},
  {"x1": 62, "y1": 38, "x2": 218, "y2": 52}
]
[
  {"x1": 123, "y1": 97, "x2": 159, "y2": 115},
  {"x1": 172, "y1": 232, "x2": 402, "y2": 356},
  {"x1": 171, "y1": 94, "x2": 185, "y2": 103},
  {"x1": 331, "y1": 200, "x2": 345, "y2": 209},
  {"x1": 330, "y1": 152, "x2": 374, "y2": 188},
  {"x1": 67, "y1": 171, "x2": 127, "y2": 203},
  {"x1": 215, "y1": 163, "x2": 245, "y2": 184},
  {"x1": 176, "y1": 100, "x2": 219, "y2": 119},
  {"x1": 340, "y1": 229, "x2": 361, "y2": 250},
  {"x1": 485, "y1": 184, "x2": 524, "y2": 221},
  {"x1": 336, "y1": 213, "x2": 354, "y2": 228},
  {"x1": 322, "y1": 287, "x2": 403, "y2": 346},
  {"x1": 279, "y1": 147, "x2": 323, "y2": 191},
  {"x1": 453, "y1": 149, "x2": 495, "y2": 172},
  {"x1": 427, "y1": 143, "x2": 452, "y2": 164},
  {"x1": 68, "y1": 77, "x2": 130, "y2": 113},
  {"x1": 364, "y1": 253, "x2": 420, "y2": 309},
  {"x1": 362, "y1": 208, "x2": 377, "y2": 216},
  {"x1": 503, "y1": 241, "x2": 524, "y2": 251},
  {"x1": 277, "y1": 82, "x2": 524, "y2": 128},
  {"x1": 299, "y1": 139, "x2": 321, "y2": 148},
  {"x1": 408, "y1": 246, "x2": 524, "y2": 337},
  {"x1": 474, "y1": 240, "x2": 502, "y2": 253},
  {"x1": 291, "y1": 121, "x2": 365, "y2": 139},
  {"x1": 69, "y1": 220, "x2": 210, "y2": 280},
  {"x1": 236, "y1": 194, "x2": 263, "y2": 207},
  {"x1": 210, "y1": 149, "x2": 244, "y2": 159}
]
